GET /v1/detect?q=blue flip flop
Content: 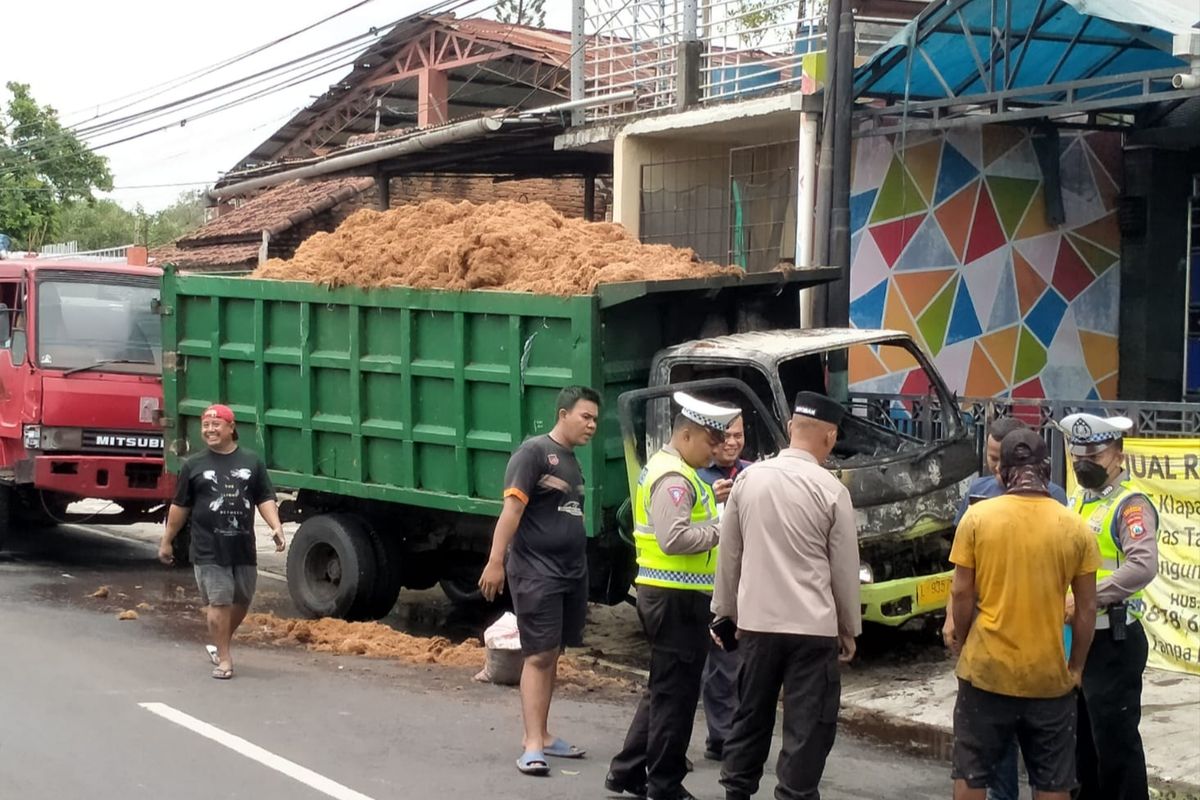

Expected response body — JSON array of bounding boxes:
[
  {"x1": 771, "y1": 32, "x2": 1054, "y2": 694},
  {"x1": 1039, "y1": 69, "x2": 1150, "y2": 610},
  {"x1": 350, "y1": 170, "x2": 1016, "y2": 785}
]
[
  {"x1": 517, "y1": 750, "x2": 550, "y2": 776},
  {"x1": 544, "y1": 738, "x2": 586, "y2": 758}
]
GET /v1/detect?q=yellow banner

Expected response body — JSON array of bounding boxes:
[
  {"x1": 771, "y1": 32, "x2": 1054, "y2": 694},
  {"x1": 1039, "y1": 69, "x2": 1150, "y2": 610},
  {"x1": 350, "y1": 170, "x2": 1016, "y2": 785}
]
[{"x1": 1068, "y1": 438, "x2": 1200, "y2": 675}]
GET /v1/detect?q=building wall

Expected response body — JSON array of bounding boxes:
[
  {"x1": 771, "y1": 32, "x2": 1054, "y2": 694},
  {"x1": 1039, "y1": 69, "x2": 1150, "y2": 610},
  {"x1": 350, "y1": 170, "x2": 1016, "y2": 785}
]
[{"x1": 847, "y1": 127, "x2": 1123, "y2": 401}]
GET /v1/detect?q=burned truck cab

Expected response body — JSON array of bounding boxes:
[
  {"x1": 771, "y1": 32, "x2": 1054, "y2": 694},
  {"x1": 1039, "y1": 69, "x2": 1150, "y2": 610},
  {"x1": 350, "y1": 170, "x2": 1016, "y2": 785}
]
[{"x1": 648, "y1": 328, "x2": 976, "y2": 627}]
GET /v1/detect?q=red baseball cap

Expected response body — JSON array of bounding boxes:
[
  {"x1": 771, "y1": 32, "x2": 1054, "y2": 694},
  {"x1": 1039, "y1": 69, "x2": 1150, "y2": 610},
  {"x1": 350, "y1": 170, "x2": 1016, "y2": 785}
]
[{"x1": 202, "y1": 404, "x2": 235, "y2": 423}]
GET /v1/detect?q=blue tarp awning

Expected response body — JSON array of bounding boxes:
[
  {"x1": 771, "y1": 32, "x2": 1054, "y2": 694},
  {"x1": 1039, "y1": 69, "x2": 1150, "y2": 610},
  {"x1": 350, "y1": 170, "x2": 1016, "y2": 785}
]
[{"x1": 855, "y1": 0, "x2": 1198, "y2": 106}]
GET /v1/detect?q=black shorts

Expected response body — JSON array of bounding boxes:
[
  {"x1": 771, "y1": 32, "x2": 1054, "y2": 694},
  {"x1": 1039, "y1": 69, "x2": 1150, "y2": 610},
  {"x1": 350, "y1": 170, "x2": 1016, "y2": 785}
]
[
  {"x1": 952, "y1": 679, "x2": 1078, "y2": 793},
  {"x1": 508, "y1": 573, "x2": 587, "y2": 656}
]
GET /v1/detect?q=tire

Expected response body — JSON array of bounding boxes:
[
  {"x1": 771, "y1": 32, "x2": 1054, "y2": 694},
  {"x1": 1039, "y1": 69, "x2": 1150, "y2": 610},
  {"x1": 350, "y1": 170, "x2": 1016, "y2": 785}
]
[
  {"x1": 439, "y1": 575, "x2": 485, "y2": 605},
  {"x1": 286, "y1": 513, "x2": 378, "y2": 620},
  {"x1": 354, "y1": 524, "x2": 403, "y2": 621},
  {"x1": 172, "y1": 522, "x2": 192, "y2": 567}
]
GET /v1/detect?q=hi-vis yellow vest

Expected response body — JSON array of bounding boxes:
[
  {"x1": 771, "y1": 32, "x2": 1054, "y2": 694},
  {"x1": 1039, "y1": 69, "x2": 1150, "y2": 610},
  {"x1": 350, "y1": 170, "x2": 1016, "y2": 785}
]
[
  {"x1": 1071, "y1": 480, "x2": 1145, "y2": 620},
  {"x1": 632, "y1": 450, "x2": 719, "y2": 591}
]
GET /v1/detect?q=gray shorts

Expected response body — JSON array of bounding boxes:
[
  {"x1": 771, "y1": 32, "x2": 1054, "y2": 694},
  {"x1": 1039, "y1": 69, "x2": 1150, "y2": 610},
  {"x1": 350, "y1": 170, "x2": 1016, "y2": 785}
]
[{"x1": 194, "y1": 564, "x2": 257, "y2": 607}]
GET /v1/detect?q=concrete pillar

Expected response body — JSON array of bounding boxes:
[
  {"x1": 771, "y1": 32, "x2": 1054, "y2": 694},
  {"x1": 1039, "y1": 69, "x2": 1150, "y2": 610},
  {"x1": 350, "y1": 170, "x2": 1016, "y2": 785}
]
[
  {"x1": 418, "y1": 69, "x2": 448, "y2": 128},
  {"x1": 612, "y1": 132, "x2": 650, "y2": 237}
]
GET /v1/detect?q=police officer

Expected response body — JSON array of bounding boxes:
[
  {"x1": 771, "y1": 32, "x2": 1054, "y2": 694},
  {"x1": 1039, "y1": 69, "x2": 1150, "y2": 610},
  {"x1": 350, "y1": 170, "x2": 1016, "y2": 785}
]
[
  {"x1": 1061, "y1": 413, "x2": 1158, "y2": 800},
  {"x1": 606, "y1": 392, "x2": 739, "y2": 800}
]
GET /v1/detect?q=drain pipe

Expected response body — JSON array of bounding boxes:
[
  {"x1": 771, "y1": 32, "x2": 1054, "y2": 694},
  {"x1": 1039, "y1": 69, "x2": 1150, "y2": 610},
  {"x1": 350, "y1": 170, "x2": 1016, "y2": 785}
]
[{"x1": 1174, "y1": 32, "x2": 1200, "y2": 89}]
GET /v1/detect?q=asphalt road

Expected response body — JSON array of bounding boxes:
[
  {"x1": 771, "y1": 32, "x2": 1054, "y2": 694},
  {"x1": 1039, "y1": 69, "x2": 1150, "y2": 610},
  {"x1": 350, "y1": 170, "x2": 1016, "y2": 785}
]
[{"x1": 0, "y1": 524, "x2": 951, "y2": 799}]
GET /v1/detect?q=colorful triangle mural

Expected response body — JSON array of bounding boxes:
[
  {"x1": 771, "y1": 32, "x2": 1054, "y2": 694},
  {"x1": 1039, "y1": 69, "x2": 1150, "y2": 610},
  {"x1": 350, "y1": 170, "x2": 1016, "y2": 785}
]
[
  {"x1": 870, "y1": 156, "x2": 927, "y2": 223},
  {"x1": 1014, "y1": 251, "x2": 1047, "y2": 315},
  {"x1": 1014, "y1": 326, "x2": 1048, "y2": 384},
  {"x1": 870, "y1": 215, "x2": 924, "y2": 268},
  {"x1": 964, "y1": 185, "x2": 1007, "y2": 264},
  {"x1": 1051, "y1": 238, "x2": 1096, "y2": 301},
  {"x1": 946, "y1": 276, "x2": 983, "y2": 347},
  {"x1": 935, "y1": 182, "x2": 979, "y2": 262},
  {"x1": 904, "y1": 139, "x2": 942, "y2": 206},
  {"x1": 850, "y1": 279, "x2": 889, "y2": 330},
  {"x1": 965, "y1": 342, "x2": 1007, "y2": 396},
  {"x1": 1066, "y1": 233, "x2": 1119, "y2": 276},
  {"x1": 917, "y1": 276, "x2": 958, "y2": 356},
  {"x1": 988, "y1": 176, "x2": 1040, "y2": 239},
  {"x1": 979, "y1": 325, "x2": 1020, "y2": 383},
  {"x1": 893, "y1": 269, "x2": 957, "y2": 316},
  {"x1": 934, "y1": 143, "x2": 978, "y2": 205}
]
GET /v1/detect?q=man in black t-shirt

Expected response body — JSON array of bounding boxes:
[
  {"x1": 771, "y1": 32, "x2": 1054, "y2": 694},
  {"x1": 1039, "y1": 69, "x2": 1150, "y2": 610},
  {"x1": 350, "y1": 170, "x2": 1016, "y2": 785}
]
[
  {"x1": 158, "y1": 404, "x2": 285, "y2": 680},
  {"x1": 479, "y1": 386, "x2": 600, "y2": 777}
]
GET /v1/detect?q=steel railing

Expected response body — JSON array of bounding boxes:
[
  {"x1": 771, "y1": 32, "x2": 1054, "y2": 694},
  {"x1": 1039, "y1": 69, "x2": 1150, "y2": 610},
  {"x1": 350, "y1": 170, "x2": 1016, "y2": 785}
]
[{"x1": 851, "y1": 393, "x2": 1200, "y2": 485}]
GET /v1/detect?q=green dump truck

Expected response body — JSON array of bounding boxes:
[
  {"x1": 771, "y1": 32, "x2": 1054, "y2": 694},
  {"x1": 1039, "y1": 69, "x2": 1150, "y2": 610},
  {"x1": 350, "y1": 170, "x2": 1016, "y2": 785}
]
[{"x1": 160, "y1": 266, "x2": 977, "y2": 625}]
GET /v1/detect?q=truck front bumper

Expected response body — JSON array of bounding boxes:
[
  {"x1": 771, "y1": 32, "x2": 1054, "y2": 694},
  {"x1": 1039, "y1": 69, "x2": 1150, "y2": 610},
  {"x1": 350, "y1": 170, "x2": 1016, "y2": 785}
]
[
  {"x1": 860, "y1": 568, "x2": 954, "y2": 626},
  {"x1": 22, "y1": 455, "x2": 174, "y2": 502}
]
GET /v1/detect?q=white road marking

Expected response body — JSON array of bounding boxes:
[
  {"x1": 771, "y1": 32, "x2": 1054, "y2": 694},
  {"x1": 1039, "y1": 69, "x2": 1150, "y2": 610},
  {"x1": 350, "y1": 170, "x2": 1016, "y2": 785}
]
[{"x1": 139, "y1": 702, "x2": 375, "y2": 800}]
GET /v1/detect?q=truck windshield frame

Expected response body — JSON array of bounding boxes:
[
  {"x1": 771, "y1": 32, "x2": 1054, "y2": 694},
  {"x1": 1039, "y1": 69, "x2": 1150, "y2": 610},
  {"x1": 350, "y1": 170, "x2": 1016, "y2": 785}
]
[{"x1": 34, "y1": 273, "x2": 161, "y2": 375}]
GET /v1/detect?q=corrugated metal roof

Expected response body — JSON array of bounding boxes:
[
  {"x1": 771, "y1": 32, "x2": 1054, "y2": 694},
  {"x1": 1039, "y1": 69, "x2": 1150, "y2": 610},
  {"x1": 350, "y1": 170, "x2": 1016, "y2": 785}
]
[{"x1": 855, "y1": 0, "x2": 1196, "y2": 103}]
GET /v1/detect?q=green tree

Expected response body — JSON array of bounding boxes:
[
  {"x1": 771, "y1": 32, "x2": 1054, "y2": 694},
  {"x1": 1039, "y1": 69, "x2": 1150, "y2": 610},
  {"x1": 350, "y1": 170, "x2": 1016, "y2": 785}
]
[
  {"x1": 148, "y1": 190, "x2": 207, "y2": 247},
  {"x1": 0, "y1": 82, "x2": 113, "y2": 248},
  {"x1": 495, "y1": 0, "x2": 545, "y2": 27},
  {"x1": 56, "y1": 199, "x2": 137, "y2": 250}
]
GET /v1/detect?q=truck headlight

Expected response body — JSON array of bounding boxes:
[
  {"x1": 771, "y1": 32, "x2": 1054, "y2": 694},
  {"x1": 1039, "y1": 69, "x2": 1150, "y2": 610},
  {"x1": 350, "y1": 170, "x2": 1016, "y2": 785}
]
[
  {"x1": 23, "y1": 425, "x2": 40, "y2": 450},
  {"x1": 859, "y1": 563, "x2": 874, "y2": 584}
]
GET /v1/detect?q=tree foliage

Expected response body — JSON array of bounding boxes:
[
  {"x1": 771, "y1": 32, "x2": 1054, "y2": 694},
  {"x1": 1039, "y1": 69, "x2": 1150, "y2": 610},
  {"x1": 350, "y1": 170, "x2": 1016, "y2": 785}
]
[
  {"x1": 495, "y1": 0, "x2": 546, "y2": 27},
  {"x1": 56, "y1": 190, "x2": 208, "y2": 250},
  {"x1": 0, "y1": 82, "x2": 113, "y2": 248}
]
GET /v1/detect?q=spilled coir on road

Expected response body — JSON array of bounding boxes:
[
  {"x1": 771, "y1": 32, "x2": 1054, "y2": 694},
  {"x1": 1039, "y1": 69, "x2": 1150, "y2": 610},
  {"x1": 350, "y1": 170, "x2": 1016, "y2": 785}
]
[
  {"x1": 252, "y1": 199, "x2": 736, "y2": 295},
  {"x1": 242, "y1": 613, "x2": 634, "y2": 693}
]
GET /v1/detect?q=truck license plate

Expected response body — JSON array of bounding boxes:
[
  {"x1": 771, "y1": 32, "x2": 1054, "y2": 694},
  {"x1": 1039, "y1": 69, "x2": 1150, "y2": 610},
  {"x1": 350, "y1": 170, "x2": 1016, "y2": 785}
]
[{"x1": 916, "y1": 575, "x2": 952, "y2": 606}]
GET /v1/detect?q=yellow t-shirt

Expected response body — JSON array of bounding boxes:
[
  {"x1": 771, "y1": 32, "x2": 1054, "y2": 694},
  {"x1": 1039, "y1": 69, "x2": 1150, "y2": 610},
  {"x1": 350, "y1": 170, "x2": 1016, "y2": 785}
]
[{"x1": 949, "y1": 493, "x2": 1101, "y2": 698}]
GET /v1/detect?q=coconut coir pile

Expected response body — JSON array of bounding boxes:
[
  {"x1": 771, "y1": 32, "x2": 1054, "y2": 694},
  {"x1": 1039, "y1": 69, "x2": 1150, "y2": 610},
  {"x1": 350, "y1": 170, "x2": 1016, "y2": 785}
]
[
  {"x1": 242, "y1": 613, "x2": 632, "y2": 692},
  {"x1": 253, "y1": 199, "x2": 736, "y2": 296}
]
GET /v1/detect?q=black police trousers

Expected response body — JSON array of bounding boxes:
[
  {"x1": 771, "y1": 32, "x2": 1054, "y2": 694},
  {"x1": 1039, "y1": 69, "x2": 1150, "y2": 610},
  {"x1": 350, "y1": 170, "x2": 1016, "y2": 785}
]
[
  {"x1": 721, "y1": 632, "x2": 841, "y2": 800},
  {"x1": 1075, "y1": 620, "x2": 1149, "y2": 800},
  {"x1": 609, "y1": 585, "x2": 712, "y2": 799}
]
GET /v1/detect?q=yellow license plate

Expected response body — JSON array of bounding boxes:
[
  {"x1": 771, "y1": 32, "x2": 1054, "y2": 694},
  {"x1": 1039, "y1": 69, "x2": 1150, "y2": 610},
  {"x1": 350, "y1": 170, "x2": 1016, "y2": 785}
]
[{"x1": 916, "y1": 575, "x2": 952, "y2": 606}]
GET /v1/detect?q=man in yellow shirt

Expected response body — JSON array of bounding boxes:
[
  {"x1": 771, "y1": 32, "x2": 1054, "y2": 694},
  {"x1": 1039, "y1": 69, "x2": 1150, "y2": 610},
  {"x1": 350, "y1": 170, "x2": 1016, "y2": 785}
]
[{"x1": 949, "y1": 429, "x2": 1101, "y2": 800}]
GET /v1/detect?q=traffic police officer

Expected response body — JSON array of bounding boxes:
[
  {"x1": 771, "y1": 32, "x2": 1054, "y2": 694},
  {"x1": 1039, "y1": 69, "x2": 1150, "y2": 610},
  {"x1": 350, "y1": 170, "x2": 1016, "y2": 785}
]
[
  {"x1": 1061, "y1": 413, "x2": 1158, "y2": 800},
  {"x1": 606, "y1": 392, "x2": 739, "y2": 800}
]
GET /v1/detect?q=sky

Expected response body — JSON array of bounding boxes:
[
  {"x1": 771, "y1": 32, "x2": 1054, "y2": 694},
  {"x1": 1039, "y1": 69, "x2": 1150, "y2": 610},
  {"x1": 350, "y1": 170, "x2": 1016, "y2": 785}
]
[{"x1": 1, "y1": 0, "x2": 572, "y2": 214}]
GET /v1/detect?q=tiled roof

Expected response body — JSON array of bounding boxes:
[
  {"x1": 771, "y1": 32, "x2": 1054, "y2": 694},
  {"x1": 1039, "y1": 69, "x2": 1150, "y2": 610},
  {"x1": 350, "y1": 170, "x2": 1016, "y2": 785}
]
[
  {"x1": 178, "y1": 177, "x2": 373, "y2": 246},
  {"x1": 150, "y1": 241, "x2": 260, "y2": 269}
]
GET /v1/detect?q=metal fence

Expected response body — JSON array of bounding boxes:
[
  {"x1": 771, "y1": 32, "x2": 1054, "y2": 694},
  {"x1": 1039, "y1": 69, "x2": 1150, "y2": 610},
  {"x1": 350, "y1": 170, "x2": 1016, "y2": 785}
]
[
  {"x1": 580, "y1": 1, "x2": 908, "y2": 121},
  {"x1": 851, "y1": 393, "x2": 1200, "y2": 485}
]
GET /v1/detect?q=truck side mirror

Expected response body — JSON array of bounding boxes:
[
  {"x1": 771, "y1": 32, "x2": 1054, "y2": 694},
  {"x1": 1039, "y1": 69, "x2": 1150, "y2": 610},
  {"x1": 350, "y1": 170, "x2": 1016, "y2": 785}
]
[{"x1": 10, "y1": 327, "x2": 26, "y2": 365}]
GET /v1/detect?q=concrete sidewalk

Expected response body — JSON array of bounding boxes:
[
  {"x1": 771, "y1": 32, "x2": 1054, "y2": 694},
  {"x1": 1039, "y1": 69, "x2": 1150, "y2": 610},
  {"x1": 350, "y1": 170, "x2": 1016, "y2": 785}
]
[{"x1": 839, "y1": 657, "x2": 1200, "y2": 796}]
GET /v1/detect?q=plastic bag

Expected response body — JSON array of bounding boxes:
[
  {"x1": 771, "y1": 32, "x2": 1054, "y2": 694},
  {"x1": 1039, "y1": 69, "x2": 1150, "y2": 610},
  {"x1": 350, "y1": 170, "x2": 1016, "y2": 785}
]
[{"x1": 474, "y1": 612, "x2": 524, "y2": 685}]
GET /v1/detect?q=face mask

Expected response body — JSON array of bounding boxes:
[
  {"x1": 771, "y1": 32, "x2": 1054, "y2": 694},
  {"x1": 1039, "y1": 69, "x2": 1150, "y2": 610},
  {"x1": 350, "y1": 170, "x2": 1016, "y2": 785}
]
[{"x1": 1074, "y1": 460, "x2": 1109, "y2": 490}]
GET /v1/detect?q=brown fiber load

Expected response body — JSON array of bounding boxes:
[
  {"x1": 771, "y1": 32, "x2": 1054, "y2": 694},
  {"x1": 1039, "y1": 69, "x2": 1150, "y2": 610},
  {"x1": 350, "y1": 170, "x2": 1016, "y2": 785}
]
[
  {"x1": 252, "y1": 199, "x2": 737, "y2": 296},
  {"x1": 241, "y1": 613, "x2": 633, "y2": 692}
]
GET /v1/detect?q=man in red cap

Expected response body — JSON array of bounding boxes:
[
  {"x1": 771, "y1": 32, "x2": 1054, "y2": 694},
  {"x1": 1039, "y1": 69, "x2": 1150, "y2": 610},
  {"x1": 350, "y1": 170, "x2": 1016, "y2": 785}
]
[{"x1": 158, "y1": 404, "x2": 285, "y2": 679}]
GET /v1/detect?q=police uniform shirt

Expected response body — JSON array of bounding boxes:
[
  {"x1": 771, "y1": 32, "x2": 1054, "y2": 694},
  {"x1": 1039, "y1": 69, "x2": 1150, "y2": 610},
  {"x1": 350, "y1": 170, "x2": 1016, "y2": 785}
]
[
  {"x1": 712, "y1": 448, "x2": 862, "y2": 639},
  {"x1": 1079, "y1": 471, "x2": 1159, "y2": 607},
  {"x1": 647, "y1": 444, "x2": 721, "y2": 557}
]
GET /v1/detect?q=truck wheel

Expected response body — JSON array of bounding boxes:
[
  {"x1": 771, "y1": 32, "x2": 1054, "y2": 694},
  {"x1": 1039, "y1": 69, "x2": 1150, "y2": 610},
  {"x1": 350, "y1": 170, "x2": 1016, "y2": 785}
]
[
  {"x1": 353, "y1": 525, "x2": 403, "y2": 621},
  {"x1": 439, "y1": 573, "x2": 513, "y2": 611},
  {"x1": 287, "y1": 513, "x2": 378, "y2": 620},
  {"x1": 172, "y1": 523, "x2": 192, "y2": 567}
]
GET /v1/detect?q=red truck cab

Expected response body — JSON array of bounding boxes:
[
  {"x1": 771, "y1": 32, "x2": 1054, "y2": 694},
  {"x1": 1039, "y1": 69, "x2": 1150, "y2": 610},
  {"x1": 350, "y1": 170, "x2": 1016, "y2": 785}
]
[{"x1": 0, "y1": 252, "x2": 172, "y2": 531}]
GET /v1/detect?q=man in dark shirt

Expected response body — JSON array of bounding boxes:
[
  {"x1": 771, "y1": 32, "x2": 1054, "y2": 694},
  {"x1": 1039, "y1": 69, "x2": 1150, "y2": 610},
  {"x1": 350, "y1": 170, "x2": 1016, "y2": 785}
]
[
  {"x1": 478, "y1": 386, "x2": 600, "y2": 776},
  {"x1": 158, "y1": 404, "x2": 284, "y2": 680},
  {"x1": 695, "y1": 409, "x2": 752, "y2": 762}
]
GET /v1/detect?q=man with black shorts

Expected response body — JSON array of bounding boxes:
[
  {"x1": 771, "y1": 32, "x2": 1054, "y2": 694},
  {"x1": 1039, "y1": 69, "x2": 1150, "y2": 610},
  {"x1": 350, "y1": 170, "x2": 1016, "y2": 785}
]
[
  {"x1": 949, "y1": 430, "x2": 1100, "y2": 800},
  {"x1": 158, "y1": 404, "x2": 285, "y2": 680},
  {"x1": 478, "y1": 386, "x2": 600, "y2": 777}
]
